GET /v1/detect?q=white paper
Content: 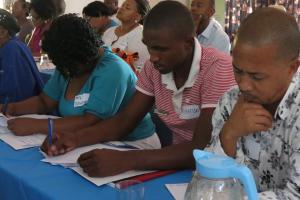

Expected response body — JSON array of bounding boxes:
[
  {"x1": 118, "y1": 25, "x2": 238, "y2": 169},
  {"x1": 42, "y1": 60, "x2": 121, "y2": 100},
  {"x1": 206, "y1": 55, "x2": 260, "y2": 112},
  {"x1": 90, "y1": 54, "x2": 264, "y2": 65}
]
[
  {"x1": 165, "y1": 183, "x2": 188, "y2": 200},
  {"x1": 0, "y1": 113, "x2": 8, "y2": 127},
  {"x1": 42, "y1": 142, "x2": 133, "y2": 166},
  {"x1": 0, "y1": 114, "x2": 59, "y2": 150},
  {"x1": 72, "y1": 167, "x2": 154, "y2": 186}
]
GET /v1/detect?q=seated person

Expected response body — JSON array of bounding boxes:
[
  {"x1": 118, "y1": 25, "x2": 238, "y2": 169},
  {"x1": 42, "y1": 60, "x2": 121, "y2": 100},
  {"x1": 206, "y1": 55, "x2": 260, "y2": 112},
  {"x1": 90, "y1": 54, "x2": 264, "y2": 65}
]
[
  {"x1": 82, "y1": 1, "x2": 118, "y2": 36},
  {"x1": 12, "y1": 0, "x2": 34, "y2": 43},
  {"x1": 207, "y1": 8, "x2": 300, "y2": 199},
  {"x1": 102, "y1": 0, "x2": 150, "y2": 72},
  {"x1": 191, "y1": 0, "x2": 230, "y2": 54},
  {"x1": 0, "y1": 9, "x2": 43, "y2": 103},
  {"x1": 42, "y1": 1, "x2": 236, "y2": 177},
  {"x1": 4, "y1": 14, "x2": 160, "y2": 150},
  {"x1": 27, "y1": 0, "x2": 56, "y2": 56}
]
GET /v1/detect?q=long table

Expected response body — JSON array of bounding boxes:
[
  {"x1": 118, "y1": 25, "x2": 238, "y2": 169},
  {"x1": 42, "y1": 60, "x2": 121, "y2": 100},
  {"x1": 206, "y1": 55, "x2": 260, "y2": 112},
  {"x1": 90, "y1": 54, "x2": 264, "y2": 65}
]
[{"x1": 0, "y1": 141, "x2": 192, "y2": 200}]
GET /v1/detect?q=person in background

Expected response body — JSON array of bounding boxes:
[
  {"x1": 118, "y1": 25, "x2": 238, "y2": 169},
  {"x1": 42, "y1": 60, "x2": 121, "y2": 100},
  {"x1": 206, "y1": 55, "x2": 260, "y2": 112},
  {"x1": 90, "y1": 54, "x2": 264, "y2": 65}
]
[
  {"x1": 4, "y1": 14, "x2": 160, "y2": 151},
  {"x1": 51, "y1": 0, "x2": 66, "y2": 17},
  {"x1": 102, "y1": 0, "x2": 150, "y2": 72},
  {"x1": 104, "y1": 0, "x2": 119, "y2": 24},
  {"x1": 27, "y1": 0, "x2": 56, "y2": 56},
  {"x1": 82, "y1": 1, "x2": 118, "y2": 37},
  {"x1": 191, "y1": 0, "x2": 230, "y2": 54},
  {"x1": 12, "y1": 0, "x2": 34, "y2": 43},
  {"x1": 42, "y1": 1, "x2": 236, "y2": 178},
  {"x1": 207, "y1": 8, "x2": 300, "y2": 199},
  {"x1": 0, "y1": 9, "x2": 43, "y2": 104}
]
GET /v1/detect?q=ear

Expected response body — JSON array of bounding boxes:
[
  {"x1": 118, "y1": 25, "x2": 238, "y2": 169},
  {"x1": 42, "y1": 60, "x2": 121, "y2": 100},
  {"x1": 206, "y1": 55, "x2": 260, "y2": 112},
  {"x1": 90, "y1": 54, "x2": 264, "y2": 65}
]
[
  {"x1": 184, "y1": 37, "x2": 195, "y2": 50},
  {"x1": 208, "y1": 7, "x2": 215, "y2": 18},
  {"x1": 134, "y1": 13, "x2": 141, "y2": 23},
  {"x1": 288, "y1": 58, "x2": 300, "y2": 75}
]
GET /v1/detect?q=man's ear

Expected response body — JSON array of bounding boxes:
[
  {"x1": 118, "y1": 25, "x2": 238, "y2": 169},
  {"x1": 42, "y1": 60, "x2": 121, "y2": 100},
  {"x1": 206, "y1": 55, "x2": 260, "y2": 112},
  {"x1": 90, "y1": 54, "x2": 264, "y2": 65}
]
[
  {"x1": 184, "y1": 36, "x2": 195, "y2": 50},
  {"x1": 208, "y1": 7, "x2": 215, "y2": 18},
  {"x1": 289, "y1": 58, "x2": 300, "y2": 74}
]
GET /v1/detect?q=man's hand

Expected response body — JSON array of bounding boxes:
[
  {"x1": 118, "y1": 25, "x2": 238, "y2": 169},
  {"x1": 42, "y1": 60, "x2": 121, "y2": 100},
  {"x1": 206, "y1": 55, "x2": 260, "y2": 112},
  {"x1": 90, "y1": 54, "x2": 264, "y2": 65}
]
[
  {"x1": 220, "y1": 96, "x2": 273, "y2": 156},
  {"x1": 7, "y1": 118, "x2": 42, "y2": 136},
  {"x1": 41, "y1": 131, "x2": 78, "y2": 156},
  {"x1": 78, "y1": 149, "x2": 135, "y2": 177}
]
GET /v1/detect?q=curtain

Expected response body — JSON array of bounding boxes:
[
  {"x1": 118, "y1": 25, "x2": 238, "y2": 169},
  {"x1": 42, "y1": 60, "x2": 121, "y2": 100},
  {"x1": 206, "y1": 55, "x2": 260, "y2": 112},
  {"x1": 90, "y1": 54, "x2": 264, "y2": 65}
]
[{"x1": 225, "y1": 0, "x2": 300, "y2": 41}]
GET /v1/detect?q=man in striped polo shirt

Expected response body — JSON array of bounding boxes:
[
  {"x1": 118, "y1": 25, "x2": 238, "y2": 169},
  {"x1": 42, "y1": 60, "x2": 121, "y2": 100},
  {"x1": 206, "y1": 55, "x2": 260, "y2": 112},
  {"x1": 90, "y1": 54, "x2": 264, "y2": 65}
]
[{"x1": 43, "y1": 1, "x2": 236, "y2": 176}]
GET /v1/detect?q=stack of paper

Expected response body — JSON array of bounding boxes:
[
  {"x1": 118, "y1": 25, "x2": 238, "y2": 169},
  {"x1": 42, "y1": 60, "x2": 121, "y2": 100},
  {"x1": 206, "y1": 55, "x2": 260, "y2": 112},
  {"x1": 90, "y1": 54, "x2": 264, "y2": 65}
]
[{"x1": 0, "y1": 114, "x2": 59, "y2": 150}]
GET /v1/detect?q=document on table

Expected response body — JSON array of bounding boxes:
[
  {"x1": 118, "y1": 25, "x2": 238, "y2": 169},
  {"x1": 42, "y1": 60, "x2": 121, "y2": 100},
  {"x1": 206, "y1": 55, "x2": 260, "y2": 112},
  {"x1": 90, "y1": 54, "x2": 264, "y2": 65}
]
[
  {"x1": 165, "y1": 183, "x2": 188, "y2": 200},
  {"x1": 72, "y1": 167, "x2": 154, "y2": 187},
  {"x1": 0, "y1": 114, "x2": 59, "y2": 150},
  {"x1": 41, "y1": 143, "x2": 130, "y2": 167},
  {"x1": 42, "y1": 142, "x2": 154, "y2": 186}
]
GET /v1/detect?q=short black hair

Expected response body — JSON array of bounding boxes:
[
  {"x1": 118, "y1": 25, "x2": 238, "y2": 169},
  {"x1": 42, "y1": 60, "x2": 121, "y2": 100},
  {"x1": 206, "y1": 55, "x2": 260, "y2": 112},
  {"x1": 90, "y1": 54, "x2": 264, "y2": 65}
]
[
  {"x1": 42, "y1": 14, "x2": 102, "y2": 78},
  {"x1": 134, "y1": 0, "x2": 150, "y2": 24},
  {"x1": 30, "y1": 0, "x2": 56, "y2": 20},
  {"x1": 235, "y1": 7, "x2": 300, "y2": 62},
  {"x1": 144, "y1": 1, "x2": 195, "y2": 39},
  {"x1": 83, "y1": 1, "x2": 113, "y2": 17}
]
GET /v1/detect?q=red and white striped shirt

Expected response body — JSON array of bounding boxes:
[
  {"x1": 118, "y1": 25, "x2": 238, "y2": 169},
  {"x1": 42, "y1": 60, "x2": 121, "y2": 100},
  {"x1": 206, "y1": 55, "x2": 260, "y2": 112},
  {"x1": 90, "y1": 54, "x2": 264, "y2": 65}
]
[{"x1": 136, "y1": 39, "x2": 236, "y2": 144}]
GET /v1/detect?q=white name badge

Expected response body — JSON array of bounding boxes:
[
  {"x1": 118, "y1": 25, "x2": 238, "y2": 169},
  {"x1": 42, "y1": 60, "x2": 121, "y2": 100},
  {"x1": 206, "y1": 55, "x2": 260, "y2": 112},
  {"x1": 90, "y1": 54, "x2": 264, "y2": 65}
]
[
  {"x1": 74, "y1": 93, "x2": 90, "y2": 108},
  {"x1": 179, "y1": 105, "x2": 200, "y2": 120}
]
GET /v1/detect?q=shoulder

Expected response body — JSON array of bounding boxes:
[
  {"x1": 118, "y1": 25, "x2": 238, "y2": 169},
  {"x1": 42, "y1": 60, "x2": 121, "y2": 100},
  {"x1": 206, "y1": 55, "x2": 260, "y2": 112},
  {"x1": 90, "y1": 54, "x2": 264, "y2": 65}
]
[
  {"x1": 103, "y1": 26, "x2": 117, "y2": 38},
  {"x1": 217, "y1": 86, "x2": 240, "y2": 112},
  {"x1": 210, "y1": 19, "x2": 230, "y2": 40},
  {"x1": 94, "y1": 48, "x2": 136, "y2": 79},
  {"x1": 201, "y1": 47, "x2": 232, "y2": 68}
]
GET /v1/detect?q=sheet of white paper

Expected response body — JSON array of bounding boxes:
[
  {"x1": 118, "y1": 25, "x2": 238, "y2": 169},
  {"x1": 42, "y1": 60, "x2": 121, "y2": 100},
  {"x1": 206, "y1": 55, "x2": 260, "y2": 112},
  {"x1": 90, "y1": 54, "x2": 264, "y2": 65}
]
[
  {"x1": 0, "y1": 113, "x2": 8, "y2": 127},
  {"x1": 42, "y1": 143, "x2": 130, "y2": 165},
  {"x1": 165, "y1": 183, "x2": 188, "y2": 200},
  {"x1": 0, "y1": 114, "x2": 59, "y2": 150},
  {"x1": 71, "y1": 167, "x2": 154, "y2": 187}
]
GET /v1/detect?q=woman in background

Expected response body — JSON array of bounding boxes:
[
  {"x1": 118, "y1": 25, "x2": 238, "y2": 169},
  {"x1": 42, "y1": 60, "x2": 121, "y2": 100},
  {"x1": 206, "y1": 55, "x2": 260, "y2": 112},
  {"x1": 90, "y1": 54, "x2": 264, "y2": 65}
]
[
  {"x1": 28, "y1": 0, "x2": 56, "y2": 56},
  {"x1": 82, "y1": 1, "x2": 118, "y2": 37},
  {"x1": 0, "y1": 9, "x2": 43, "y2": 103},
  {"x1": 12, "y1": 0, "x2": 34, "y2": 43},
  {"x1": 102, "y1": 0, "x2": 150, "y2": 71}
]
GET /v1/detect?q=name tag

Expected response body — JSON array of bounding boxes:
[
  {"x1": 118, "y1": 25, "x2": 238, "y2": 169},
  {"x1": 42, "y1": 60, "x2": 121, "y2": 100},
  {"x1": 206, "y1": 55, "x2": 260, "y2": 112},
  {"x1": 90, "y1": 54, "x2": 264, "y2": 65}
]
[
  {"x1": 244, "y1": 135, "x2": 261, "y2": 160},
  {"x1": 179, "y1": 105, "x2": 200, "y2": 119},
  {"x1": 74, "y1": 93, "x2": 90, "y2": 107}
]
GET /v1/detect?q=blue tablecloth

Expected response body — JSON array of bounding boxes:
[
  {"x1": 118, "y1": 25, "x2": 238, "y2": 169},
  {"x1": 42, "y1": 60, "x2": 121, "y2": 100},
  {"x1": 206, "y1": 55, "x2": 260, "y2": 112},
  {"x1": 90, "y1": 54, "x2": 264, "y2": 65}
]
[{"x1": 0, "y1": 141, "x2": 192, "y2": 200}]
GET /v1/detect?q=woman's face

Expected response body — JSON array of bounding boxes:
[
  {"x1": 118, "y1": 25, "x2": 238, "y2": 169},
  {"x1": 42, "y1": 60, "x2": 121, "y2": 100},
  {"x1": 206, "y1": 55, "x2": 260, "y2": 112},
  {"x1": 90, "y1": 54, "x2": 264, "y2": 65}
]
[
  {"x1": 0, "y1": 26, "x2": 10, "y2": 47},
  {"x1": 116, "y1": 0, "x2": 140, "y2": 23}
]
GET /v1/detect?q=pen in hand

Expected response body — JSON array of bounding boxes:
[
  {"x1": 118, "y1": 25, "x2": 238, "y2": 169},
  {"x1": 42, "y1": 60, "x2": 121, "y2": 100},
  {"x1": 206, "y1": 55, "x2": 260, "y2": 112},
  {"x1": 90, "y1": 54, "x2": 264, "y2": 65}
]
[
  {"x1": 48, "y1": 118, "x2": 53, "y2": 145},
  {"x1": 1, "y1": 96, "x2": 9, "y2": 115}
]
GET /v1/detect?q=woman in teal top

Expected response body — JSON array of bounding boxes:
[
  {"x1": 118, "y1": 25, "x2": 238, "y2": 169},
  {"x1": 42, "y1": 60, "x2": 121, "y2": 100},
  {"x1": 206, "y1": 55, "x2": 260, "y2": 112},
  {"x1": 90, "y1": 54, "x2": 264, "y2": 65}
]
[{"x1": 4, "y1": 14, "x2": 156, "y2": 143}]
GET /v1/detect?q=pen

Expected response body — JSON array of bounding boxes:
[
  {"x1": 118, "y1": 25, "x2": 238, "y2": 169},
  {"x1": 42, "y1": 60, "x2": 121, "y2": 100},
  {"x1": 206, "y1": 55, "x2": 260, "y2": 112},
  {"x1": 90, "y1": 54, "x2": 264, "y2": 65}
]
[
  {"x1": 1, "y1": 96, "x2": 9, "y2": 115},
  {"x1": 48, "y1": 118, "x2": 53, "y2": 145}
]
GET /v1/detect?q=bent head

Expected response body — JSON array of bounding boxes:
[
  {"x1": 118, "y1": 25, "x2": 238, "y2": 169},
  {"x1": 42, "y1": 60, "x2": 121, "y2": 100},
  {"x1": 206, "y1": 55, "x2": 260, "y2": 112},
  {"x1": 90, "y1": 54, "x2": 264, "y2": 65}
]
[
  {"x1": 42, "y1": 14, "x2": 102, "y2": 78},
  {"x1": 143, "y1": 1, "x2": 195, "y2": 74},
  {"x1": 232, "y1": 8, "x2": 300, "y2": 105}
]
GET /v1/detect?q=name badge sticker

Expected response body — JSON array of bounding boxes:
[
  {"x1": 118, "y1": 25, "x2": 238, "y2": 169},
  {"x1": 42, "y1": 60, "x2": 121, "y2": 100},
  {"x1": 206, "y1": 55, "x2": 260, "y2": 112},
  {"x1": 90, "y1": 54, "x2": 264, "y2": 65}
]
[
  {"x1": 179, "y1": 105, "x2": 200, "y2": 119},
  {"x1": 74, "y1": 93, "x2": 90, "y2": 107}
]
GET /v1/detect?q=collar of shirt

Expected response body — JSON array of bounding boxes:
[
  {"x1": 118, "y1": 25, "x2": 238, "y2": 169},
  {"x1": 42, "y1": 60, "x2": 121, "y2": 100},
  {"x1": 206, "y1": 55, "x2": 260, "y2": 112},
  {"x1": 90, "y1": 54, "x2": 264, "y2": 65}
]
[
  {"x1": 199, "y1": 18, "x2": 216, "y2": 40},
  {"x1": 161, "y1": 38, "x2": 202, "y2": 113},
  {"x1": 275, "y1": 68, "x2": 300, "y2": 120}
]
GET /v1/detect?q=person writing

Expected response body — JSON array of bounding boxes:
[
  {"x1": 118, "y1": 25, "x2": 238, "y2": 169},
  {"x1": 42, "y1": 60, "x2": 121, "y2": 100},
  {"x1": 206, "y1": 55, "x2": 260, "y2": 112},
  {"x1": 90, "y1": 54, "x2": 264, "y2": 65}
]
[{"x1": 42, "y1": 1, "x2": 236, "y2": 177}]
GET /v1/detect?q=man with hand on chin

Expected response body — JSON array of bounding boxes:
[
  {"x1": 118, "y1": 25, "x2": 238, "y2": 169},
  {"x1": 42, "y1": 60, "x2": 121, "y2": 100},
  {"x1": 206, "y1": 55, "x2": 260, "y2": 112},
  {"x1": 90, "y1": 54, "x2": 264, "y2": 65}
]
[{"x1": 207, "y1": 7, "x2": 300, "y2": 199}]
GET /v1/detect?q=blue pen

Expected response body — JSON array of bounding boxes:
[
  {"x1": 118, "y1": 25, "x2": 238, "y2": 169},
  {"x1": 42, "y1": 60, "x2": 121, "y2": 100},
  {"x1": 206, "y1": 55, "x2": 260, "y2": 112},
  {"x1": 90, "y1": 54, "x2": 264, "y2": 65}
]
[
  {"x1": 1, "y1": 96, "x2": 9, "y2": 115},
  {"x1": 48, "y1": 118, "x2": 53, "y2": 145}
]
